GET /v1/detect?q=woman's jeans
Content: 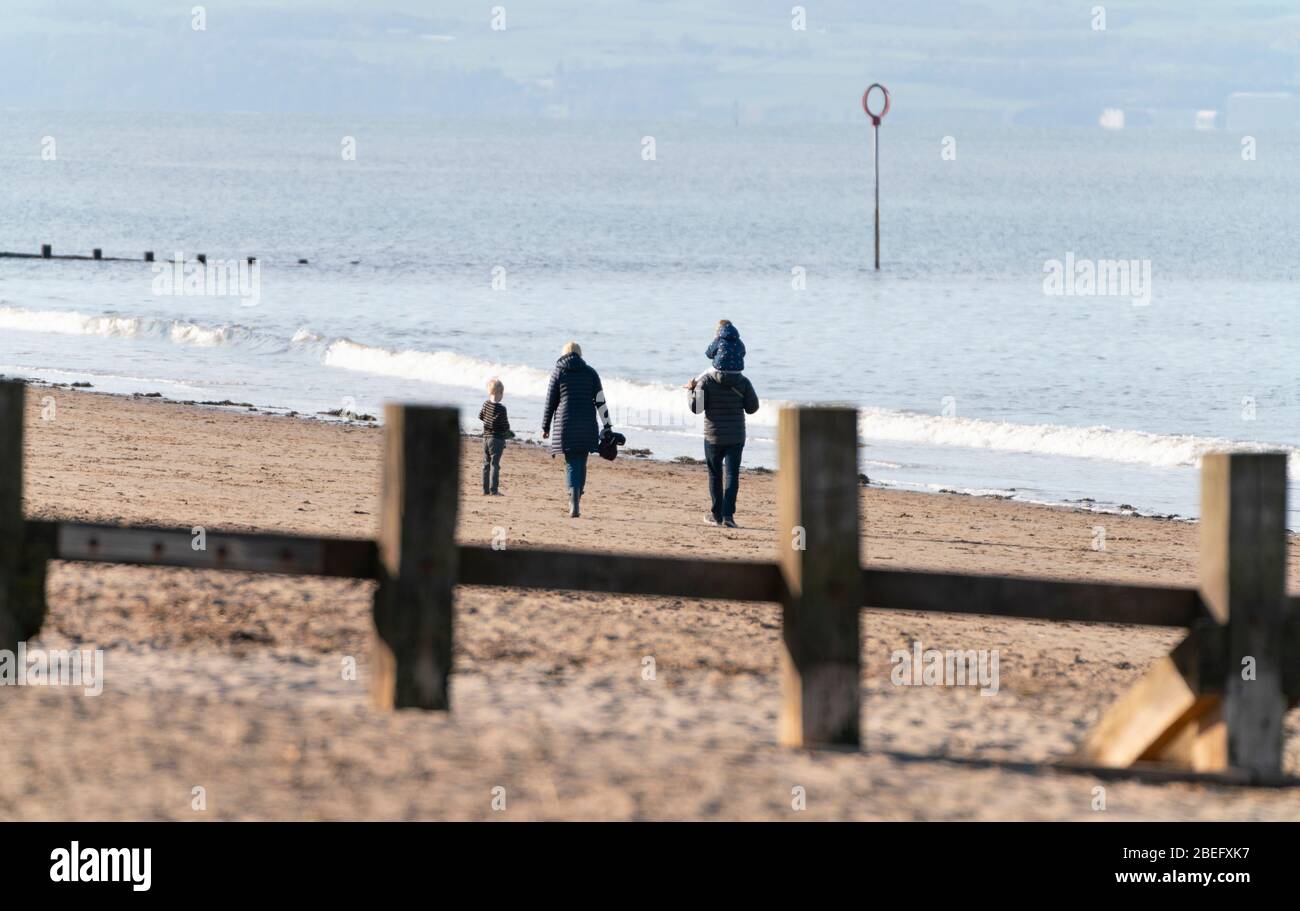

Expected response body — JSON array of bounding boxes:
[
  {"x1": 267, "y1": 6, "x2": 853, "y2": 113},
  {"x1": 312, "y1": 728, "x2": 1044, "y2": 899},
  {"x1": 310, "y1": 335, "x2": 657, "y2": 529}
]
[
  {"x1": 704, "y1": 442, "x2": 744, "y2": 520},
  {"x1": 564, "y1": 451, "x2": 589, "y2": 494}
]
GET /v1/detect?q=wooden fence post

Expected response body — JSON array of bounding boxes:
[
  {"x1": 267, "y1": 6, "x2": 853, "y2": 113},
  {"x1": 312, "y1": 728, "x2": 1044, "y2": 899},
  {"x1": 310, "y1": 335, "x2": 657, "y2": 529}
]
[
  {"x1": 777, "y1": 406, "x2": 862, "y2": 748},
  {"x1": 371, "y1": 403, "x2": 459, "y2": 710},
  {"x1": 0, "y1": 380, "x2": 48, "y2": 652},
  {"x1": 1074, "y1": 452, "x2": 1289, "y2": 774},
  {"x1": 1200, "y1": 452, "x2": 1288, "y2": 777}
]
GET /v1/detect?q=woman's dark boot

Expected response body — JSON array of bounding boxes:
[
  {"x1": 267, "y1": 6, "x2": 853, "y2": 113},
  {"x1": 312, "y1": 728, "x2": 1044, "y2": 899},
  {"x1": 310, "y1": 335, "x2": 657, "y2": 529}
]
[{"x1": 569, "y1": 489, "x2": 581, "y2": 518}]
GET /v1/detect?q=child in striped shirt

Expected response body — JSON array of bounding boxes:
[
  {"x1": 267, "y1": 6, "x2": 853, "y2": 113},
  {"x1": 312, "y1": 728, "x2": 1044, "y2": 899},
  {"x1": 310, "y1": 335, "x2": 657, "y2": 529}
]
[{"x1": 479, "y1": 378, "x2": 512, "y2": 495}]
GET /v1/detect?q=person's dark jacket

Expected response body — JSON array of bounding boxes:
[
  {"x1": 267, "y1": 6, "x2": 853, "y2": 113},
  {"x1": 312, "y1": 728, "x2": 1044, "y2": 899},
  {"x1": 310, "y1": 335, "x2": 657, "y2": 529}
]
[
  {"x1": 705, "y1": 323, "x2": 746, "y2": 372},
  {"x1": 688, "y1": 370, "x2": 759, "y2": 446},
  {"x1": 542, "y1": 353, "x2": 611, "y2": 455}
]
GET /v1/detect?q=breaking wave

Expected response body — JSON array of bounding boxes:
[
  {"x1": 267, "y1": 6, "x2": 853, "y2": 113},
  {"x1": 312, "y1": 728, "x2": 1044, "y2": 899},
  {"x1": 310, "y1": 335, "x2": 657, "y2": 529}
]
[
  {"x1": 5, "y1": 305, "x2": 1297, "y2": 473},
  {"x1": 321, "y1": 337, "x2": 785, "y2": 427},
  {"x1": 0, "y1": 305, "x2": 265, "y2": 348},
  {"x1": 859, "y1": 407, "x2": 1300, "y2": 474}
]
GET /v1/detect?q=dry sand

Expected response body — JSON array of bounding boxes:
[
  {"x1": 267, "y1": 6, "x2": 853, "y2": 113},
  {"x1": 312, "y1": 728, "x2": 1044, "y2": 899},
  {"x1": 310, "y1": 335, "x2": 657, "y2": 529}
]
[{"x1": 3, "y1": 386, "x2": 1300, "y2": 820}]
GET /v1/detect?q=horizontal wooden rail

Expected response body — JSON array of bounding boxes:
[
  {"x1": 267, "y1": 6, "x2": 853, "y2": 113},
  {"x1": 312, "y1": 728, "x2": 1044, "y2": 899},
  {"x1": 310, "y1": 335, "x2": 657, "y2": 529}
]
[
  {"x1": 29, "y1": 520, "x2": 376, "y2": 579},
  {"x1": 459, "y1": 545, "x2": 786, "y2": 603},
  {"x1": 36, "y1": 519, "x2": 1269, "y2": 632},
  {"x1": 862, "y1": 568, "x2": 1208, "y2": 628}
]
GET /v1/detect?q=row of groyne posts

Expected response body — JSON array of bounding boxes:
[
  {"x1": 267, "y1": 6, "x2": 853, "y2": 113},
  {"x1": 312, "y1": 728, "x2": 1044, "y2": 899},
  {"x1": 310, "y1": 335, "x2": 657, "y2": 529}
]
[
  {"x1": 0, "y1": 378, "x2": 1295, "y2": 783},
  {"x1": 0, "y1": 245, "x2": 257, "y2": 264}
]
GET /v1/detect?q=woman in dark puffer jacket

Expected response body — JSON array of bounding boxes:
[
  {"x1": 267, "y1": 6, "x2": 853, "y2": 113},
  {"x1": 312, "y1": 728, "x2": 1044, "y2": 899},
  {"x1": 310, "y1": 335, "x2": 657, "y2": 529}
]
[{"x1": 542, "y1": 341, "x2": 613, "y2": 517}]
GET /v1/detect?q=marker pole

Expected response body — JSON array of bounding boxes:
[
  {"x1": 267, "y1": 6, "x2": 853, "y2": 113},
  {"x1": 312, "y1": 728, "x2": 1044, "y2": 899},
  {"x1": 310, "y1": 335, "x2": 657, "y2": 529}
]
[
  {"x1": 873, "y1": 123, "x2": 880, "y2": 271},
  {"x1": 861, "y1": 84, "x2": 891, "y2": 271}
]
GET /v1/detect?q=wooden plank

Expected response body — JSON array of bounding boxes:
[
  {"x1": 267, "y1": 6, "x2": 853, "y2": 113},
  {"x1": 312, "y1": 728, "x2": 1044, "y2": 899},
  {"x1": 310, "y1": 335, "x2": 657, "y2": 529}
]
[
  {"x1": 1143, "y1": 699, "x2": 1227, "y2": 772},
  {"x1": 1075, "y1": 650, "x2": 1205, "y2": 767},
  {"x1": 1135, "y1": 627, "x2": 1228, "y2": 770},
  {"x1": 1200, "y1": 452, "x2": 1289, "y2": 776},
  {"x1": 777, "y1": 406, "x2": 862, "y2": 748},
  {"x1": 0, "y1": 380, "x2": 48, "y2": 651},
  {"x1": 50, "y1": 521, "x2": 376, "y2": 579},
  {"x1": 863, "y1": 568, "x2": 1204, "y2": 628},
  {"x1": 458, "y1": 546, "x2": 784, "y2": 602},
  {"x1": 371, "y1": 403, "x2": 459, "y2": 711},
  {"x1": 1074, "y1": 627, "x2": 1224, "y2": 767}
]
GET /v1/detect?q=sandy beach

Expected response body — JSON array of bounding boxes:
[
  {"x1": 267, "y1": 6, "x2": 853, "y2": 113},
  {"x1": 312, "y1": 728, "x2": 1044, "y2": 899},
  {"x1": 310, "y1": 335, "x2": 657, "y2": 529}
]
[{"x1": 3, "y1": 385, "x2": 1300, "y2": 821}]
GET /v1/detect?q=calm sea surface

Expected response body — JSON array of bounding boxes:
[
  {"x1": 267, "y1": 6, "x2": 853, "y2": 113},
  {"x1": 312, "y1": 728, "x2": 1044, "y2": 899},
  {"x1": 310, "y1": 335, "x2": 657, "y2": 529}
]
[{"x1": 3, "y1": 114, "x2": 1299, "y2": 522}]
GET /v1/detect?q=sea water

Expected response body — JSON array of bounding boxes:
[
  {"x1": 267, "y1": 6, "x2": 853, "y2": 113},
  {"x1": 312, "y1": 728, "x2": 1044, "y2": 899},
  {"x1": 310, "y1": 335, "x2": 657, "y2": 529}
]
[{"x1": 2, "y1": 113, "x2": 1298, "y2": 523}]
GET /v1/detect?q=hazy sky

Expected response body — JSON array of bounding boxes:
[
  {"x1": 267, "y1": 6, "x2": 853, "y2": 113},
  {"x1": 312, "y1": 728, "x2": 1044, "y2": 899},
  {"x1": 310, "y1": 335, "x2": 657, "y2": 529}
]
[{"x1": 2, "y1": 1, "x2": 1297, "y2": 123}]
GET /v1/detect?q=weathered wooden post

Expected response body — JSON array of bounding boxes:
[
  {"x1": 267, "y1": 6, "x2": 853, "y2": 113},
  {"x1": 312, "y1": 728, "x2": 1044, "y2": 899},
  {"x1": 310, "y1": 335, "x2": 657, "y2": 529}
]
[
  {"x1": 196, "y1": 254, "x2": 207, "y2": 265},
  {"x1": 40, "y1": 244, "x2": 51, "y2": 259},
  {"x1": 92, "y1": 248, "x2": 102, "y2": 260},
  {"x1": 777, "y1": 406, "x2": 862, "y2": 747},
  {"x1": 1200, "y1": 452, "x2": 1288, "y2": 777},
  {"x1": 1072, "y1": 451, "x2": 1289, "y2": 775},
  {"x1": 144, "y1": 251, "x2": 155, "y2": 263},
  {"x1": 0, "y1": 380, "x2": 48, "y2": 653},
  {"x1": 371, "y1": 403, "x2": 459, "y2": 710}
]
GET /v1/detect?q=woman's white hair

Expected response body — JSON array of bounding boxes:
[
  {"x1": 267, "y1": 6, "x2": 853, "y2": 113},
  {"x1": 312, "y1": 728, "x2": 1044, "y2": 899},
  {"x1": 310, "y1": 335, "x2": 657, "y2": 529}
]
[{"x1": 562, "y1": 341, "x2": 582, "y2": 357}]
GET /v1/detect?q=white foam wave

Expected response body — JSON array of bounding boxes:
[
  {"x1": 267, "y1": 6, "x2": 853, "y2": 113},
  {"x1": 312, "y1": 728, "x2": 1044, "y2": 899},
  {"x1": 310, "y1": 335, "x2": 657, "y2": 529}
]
[
  {"x1": 0, "y1": 306, "x2": 260, "y2": 348},
  {"x1": 322, "y1": 338, "x2": 784, "y2": 427},
  {"x1": 7, "y1": 304, "x2": 1297, "y2": 476},
  {"x1": 859, "y1": 407, "x2": 1300, "y2": 475},
  {"x1": 291, "y1": 327, "x2": 326, "y2": 345}
]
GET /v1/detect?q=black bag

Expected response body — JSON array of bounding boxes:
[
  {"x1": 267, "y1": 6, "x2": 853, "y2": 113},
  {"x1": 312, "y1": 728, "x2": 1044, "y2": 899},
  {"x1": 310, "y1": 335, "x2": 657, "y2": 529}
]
[{"x1": 598, "y1": 428, "x2": 626, "y2": 461}]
